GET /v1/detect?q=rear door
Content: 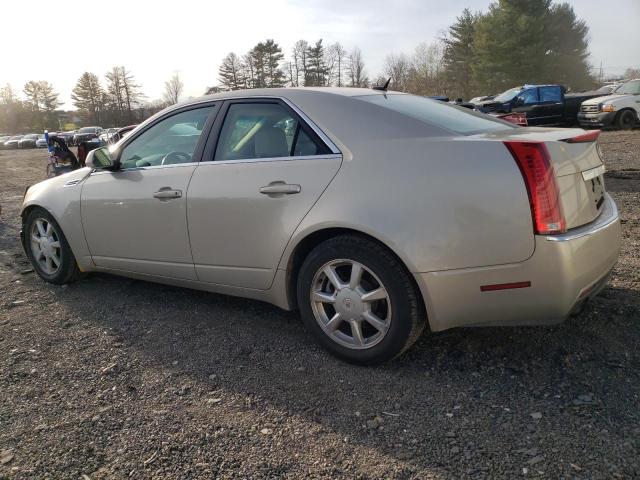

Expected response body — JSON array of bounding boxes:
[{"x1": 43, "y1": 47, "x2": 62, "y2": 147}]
[{"x1": 187, "y1": 99, "x2": 342, "y2": 290}]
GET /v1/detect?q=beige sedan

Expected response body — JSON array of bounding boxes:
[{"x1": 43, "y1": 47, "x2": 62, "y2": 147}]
[{"x1": 20, "y1": 88, "x2": 621, "y2": 364}]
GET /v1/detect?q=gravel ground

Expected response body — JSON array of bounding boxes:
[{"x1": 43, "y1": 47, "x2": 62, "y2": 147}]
[{"x1": 0, "y1": 132, "x2": 638, "y2": 479}]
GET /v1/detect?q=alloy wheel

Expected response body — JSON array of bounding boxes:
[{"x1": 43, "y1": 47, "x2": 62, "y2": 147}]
[
  {"x1": 310, "y1": 259, "x2": 392, "y2": 350},
  {"x1": 30, "y1": 218, "x2": 62, "y2": 275}
]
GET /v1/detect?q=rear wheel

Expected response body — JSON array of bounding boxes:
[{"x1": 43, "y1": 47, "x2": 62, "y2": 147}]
[
  {"x1": 616, "y1": 110, "x2": 636, "y2": 130},
  {"x1": 24, "y1": 208, "x2": 83, "y2": 284},
  {"x1": 297, "y1": 235, "x2": 425, "y2": 364}
]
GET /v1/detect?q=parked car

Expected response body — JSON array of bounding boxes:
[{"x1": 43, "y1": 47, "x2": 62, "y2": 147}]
[
  {"x1": 3, "y1": 135, "x2": 23, "y2": 149},
  {"x1": 35, "y1": 134, "x2": 48, "y2": 148},
  {"x1": 596, "y1": 84, "x2": 621, "y2": 94},
  {"x1": 0, "y1": 135, "x2": 11, "y2": 146},
  {"x1": 20, "y1": 88, "x2": 621, "y2": 364},
  {"x1": 74, "y1": 127, "x2": 102, "y2": 144},
  {"x1": 18, "y1": 133, "x2": 39, "y2": 149},
  {"x1": 99, "y1": 128, "x2": 119, "y2": 143},
  {"x1": 109, "y1": 125, "x2": 137, "y2": 143},
  {"x1": 578, "y1": 79, "x2": 640, "y2": 130},
  {"x1": 473, "y1": 84, "x2": 605, "y2": 126}
]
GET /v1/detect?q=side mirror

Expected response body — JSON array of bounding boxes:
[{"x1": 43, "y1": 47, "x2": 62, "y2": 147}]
[
  {"x1": 514, "y1": 97, "x2": 525, "y2": 106},
  {"x1": 86, "y1": 147, "x2": 115, "y2": 169}
]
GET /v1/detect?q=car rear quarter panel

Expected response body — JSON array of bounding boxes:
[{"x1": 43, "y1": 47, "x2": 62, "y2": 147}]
[{"x1": 281, "y1": 137, "x2": 535, "y2": 273}]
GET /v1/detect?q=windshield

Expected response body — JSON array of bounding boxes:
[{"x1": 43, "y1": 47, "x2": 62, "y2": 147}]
[
  {"x1": 493, "y1": 87, "x2": 522, "y2": 103},
  {"x1": 356, "y1": 94, "x2": 514, "y2": 135},
  {"x1": 614, "y1": 80, "x2": 640, "y2": 95},
  {"x1": 79, "y1": 127, "x2": 96, "y2": 133}
]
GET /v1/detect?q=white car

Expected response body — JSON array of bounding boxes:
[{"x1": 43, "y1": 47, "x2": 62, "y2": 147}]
[{"x1": 578, "y1": 79, "x2": 640, "y2": 129}]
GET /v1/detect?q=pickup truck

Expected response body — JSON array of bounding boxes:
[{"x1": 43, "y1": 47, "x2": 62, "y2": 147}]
[
  {"x1": 473, "y1": 84, "x2": 604, "y2": 126},
  {"x1": 578, "y1": 79, "x2": 640, "y2": 130}
]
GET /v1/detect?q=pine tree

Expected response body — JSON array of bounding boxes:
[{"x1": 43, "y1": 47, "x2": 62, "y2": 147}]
[
  {"x1": 218, "y1": 53, "x2": 245, "y2": 91},
  {"x1": 305, "y1": 40, "x2": 327, "y2": 86},
  {"x1": 443, "y1": 8, "x2": 478, "y2": 100},
  {"x1": 71, "y1": 72, "x2": 104, "y2": 124}
]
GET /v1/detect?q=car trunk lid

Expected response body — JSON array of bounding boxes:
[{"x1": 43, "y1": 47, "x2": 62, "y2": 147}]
[{"x1": 472, "y1": 127, "x2": 606, "y2": 230}]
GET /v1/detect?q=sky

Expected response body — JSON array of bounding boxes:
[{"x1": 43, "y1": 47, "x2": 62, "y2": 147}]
[{"x1": 1, "y1": 0, "x2": 638, "y2": 109}]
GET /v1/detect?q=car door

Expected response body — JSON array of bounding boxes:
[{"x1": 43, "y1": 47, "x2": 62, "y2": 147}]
[
  {"x1": 512, "y1": 87, "x2": 542, "y2": 124},
  {"x1": 80, "y1": 103, "x2": 218, "y2": 279},
  {"x1": 534, "y1": 86, "x2": 564, "y2": 125},
  {"x1": 187, "y1": 99, "x2": 342, "y2": 290}
]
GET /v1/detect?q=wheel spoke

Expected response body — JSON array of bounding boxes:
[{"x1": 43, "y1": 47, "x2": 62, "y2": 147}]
[
  {"x1": 50, "y1": 241, "x2": 60, "y2": 248},
  {"x1": 45, "y1": 255, "x2": 53, "y2": 272},
  {"x1": 45, "y1": 222, "x2": 52, "y2": 236},
  {"x1": 324, "y1": 312, "x2": 343, "y2": 332},
  {"x1": 312, "y1": 290, "x2": 336, "y2": 304},
  {"x1": 31, "y1": 234, "x2": 40, "y2": 243},
  {"x1": 361, "y1": 287, "x2": 388, "y2": 303},
  {"x1": 36, "y1": 220, "x2": 46, "y2": 236},
  {"x1": 323, "y1": 265, "x2": 343, "y2": 290},
  {"x1": 349, "y1": 263, "x2": 363, "y2": 289},
  {"x1": 349, "y1": 320, "x2": 365, "y2": 346},
  {"x1": 363, "y1": 311, "x2": 389, "y2": 333},
  {"x1": 50, "y1": 254, "x2": 60, "y2": 267}
]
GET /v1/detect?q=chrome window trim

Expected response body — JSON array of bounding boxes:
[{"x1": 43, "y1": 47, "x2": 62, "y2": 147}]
[
  {"x1": 204, "y1": 95, "x2": 341, "y2": 155},
  {"x1": 89, "y1": 162, "x2": 199, "y2": 176},
  {"x1": 545, "y1": 193, "x2": 618, "y2": 242},
  {"x1": 196, "y1": 153, "x2": 342, "y2": 166}
]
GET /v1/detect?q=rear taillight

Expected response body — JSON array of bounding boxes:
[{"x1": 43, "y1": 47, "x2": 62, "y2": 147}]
[{"x1": 504, "y1": 141, "x2": 566, "y2": 235}]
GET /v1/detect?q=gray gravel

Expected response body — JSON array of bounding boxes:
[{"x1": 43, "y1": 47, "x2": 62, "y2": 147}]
[{"x1": 0, "y1": 132, "x2": 639, "y2": 479}]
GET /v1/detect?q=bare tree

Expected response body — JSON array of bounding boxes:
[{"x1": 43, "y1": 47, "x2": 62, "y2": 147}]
[
  {"x1": 163, "y1": 72, "x2": 184, "y2": 104},
  {"x1": 347, "y1": 47, "x2": 368, "y2": 87},
  {"x1": 384, "y1": 53, "x2": 412, "y2": 92},
  {"x1": 291, "y1": 40, "x2": 309, "y2": 86},
  {"x1": 328, "y1": 42, "x2": 347, "y2": 87}
]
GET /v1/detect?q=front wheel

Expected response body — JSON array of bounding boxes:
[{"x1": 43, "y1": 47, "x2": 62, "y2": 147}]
[
  {"x1": 24, "y1": 208, "x2": 83, "y2": 284},
  {"x1": 617, "y1": 110, "x2": 636, "y2": 130},
  {"x1": 297, "y1": 235, "x2": 425, "y2": 365}
]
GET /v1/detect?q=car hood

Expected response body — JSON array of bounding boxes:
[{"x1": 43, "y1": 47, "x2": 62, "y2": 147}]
[
  {"x1": 27, "y1": 167, "x2": 92, "y2": 197},
  {"x1": 581, "y1": 94, "x2": 630, "y2": 106}
]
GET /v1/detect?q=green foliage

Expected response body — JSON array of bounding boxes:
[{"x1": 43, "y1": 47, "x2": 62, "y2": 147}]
[
  {"x1": 444, "y1": 0, "x2": 594, "y2": 98},
  {"x1": 71, "y1": 72, "x2": 105, "y2": 124}
]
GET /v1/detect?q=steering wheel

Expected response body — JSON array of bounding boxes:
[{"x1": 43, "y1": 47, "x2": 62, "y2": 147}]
[{"x1": 161, "y1": 151, "x2": 192, "y2": 165}]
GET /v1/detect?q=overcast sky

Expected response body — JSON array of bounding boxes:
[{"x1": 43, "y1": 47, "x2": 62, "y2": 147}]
[{"x1": 1, "y1": 0, "x2": 638, "y2": 108}]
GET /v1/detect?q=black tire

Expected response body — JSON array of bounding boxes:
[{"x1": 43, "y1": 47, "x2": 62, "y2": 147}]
[
  {"x1": 24, "y1": 207, "x2": 83, "y2": 284},
  {"x1": 297, "y1": 235, "x2": 425, "y2": 365},
  {"x1": 616, "y1": 110, "x2": 636, "y2": 130}
]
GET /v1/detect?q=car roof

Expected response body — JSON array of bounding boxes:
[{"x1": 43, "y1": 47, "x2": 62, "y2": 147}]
[{"x1": 176, "y1": 87, "x2": 395, "y2": 109}]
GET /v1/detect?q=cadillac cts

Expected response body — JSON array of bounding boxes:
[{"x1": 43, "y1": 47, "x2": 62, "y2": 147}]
[{"x1": 20, "y1": 88, "x2": 621, "y2": 364}]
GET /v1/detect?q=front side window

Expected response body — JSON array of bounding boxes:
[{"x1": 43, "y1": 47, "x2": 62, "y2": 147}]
[
  {"x1": 539, "y1": 86, "x2": 561, "y2": 102},
  {"x1": 616, "y1": 80, "x2": 640, "y2": 95},
  {"x1": 119, "y1": 106, "x2": 214, "y2": 169},
  {"x1": 517, "y1": 88, "x2": 539, "y2": 105},
  {"x1": 214, "y1": 103, "x2": 330, "y2": 161}
]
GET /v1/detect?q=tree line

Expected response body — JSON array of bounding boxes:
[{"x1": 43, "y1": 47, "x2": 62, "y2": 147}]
[
  {"x1": 4, "y1": 0, "x2": 636, "y2": 134},
  {"x1": 215, "y1": 0, "x2": 601, "y2": 98},
  {"x1": 0, "y1": 68, "x2": 184, "y2": 133}
]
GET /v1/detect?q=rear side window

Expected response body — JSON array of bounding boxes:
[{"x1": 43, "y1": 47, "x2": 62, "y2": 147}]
[
  {"x1": 539, "y1": 86, "x2": 561, "y2": 102},
  {"x1": 214, "y1": 103, "x2": 330, "y2": 161},
  {"x1": 356, "y1": 94, "x2": 514, "y2": 135}
]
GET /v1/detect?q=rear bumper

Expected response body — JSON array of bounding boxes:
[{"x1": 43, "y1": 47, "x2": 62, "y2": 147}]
[
  {"x1": 416, "y1": 194, "x2": 621, "y2": 331},
  {"x1": 578, "y1": 111, "x2": 616, "y2": 128}
]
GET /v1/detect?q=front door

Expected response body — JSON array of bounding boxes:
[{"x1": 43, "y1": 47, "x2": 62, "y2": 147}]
[
  {"x1": 187, "y1": 100, "x2": 342, "y2": 290},
  {"x1": 81, "y1": 105, "x2": 217, "y2": 279}
]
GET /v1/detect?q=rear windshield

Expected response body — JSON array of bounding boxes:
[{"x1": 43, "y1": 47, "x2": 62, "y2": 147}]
[{"x1": 356, "y1": 94, "x2": 514, "y2": 135}]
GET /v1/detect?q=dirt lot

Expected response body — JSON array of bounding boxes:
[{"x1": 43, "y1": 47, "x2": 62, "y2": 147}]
[{"x1": 1, "y1": 132, "x2": 638, "y2": 479}]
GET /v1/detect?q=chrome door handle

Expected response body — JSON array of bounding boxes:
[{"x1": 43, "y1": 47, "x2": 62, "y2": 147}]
[
  {"x1": 259, "y1": 182, "x2": 301, "y2": 196},
  {"x1": 153, "y1": 188, "x2": 182, "y2": 200}
]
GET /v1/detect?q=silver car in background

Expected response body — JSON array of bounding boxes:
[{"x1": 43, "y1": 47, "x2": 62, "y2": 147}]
[{"x1": 20, "y1": 88, "x2": 621, "y2": 364}]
